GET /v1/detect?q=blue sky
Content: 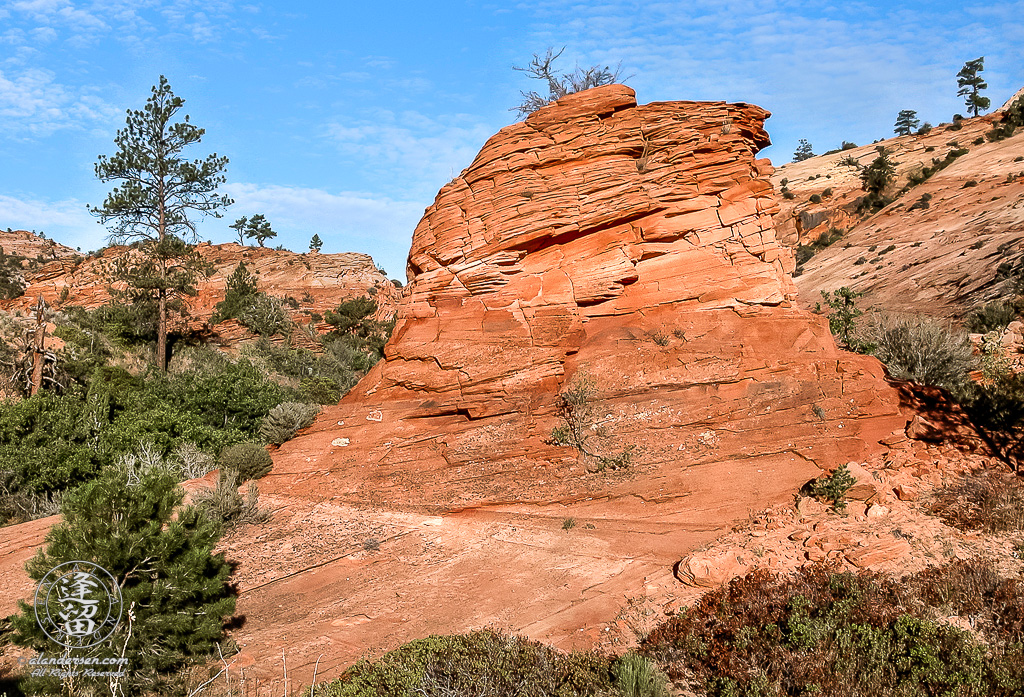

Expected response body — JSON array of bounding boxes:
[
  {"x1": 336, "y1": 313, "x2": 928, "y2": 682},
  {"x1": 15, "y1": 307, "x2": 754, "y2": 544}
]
[{"x1": 1, "y1": 0, "x2": 1021, "y2": 279}]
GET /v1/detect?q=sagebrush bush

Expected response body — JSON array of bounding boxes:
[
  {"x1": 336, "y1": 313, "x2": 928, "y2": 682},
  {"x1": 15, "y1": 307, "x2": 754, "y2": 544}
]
[
  {"x1": 260, "y1": 401, "x2": 320, "y2": 446},
  {"x1": 238, "y1": 293, "x2": 290, "y2": 337},
  {"x1": 612, "y1": 652, "x2": 670, "y2": 697},
  {"x1": 192, "y1": 469, "x2": 269, "y2": 529},
  {"x1": 313, "y1": 630, "x2": 615, "y2": 697},
  {"x1": 217, "y1": 442, "x2": 273, "y2": 481},
  {"x1": 966, "y1": 301, "x2": 1018, "y2": 333},
  {"x1": 930, "y1": 469, "x2": 1024, "y2": 533},
  {"x1": 862, "y1": 314, "x2": 975, "y2": 400}
]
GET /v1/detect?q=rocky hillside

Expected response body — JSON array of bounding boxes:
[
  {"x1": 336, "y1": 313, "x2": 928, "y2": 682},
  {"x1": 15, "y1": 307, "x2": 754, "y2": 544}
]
[
  {"x1": 0, "y1": 234, "x2": 401, "y2": 347},
  {"x1": 1, "y1": 87, "x2": 1018, "y2": 693},
  {"x1": 773, "y1": 94, "x2": 1024, "y2": 318}
]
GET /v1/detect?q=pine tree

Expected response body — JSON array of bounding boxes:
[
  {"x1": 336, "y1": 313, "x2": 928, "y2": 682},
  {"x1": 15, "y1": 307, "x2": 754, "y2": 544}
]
[
  {"x1": 893, "y1": 109, "x2": 920, "y2": 136},
  {"x1": 861, "y1": 148, "x2": 897, "y2": 196},
  {"x1": 309, "y1": 234, "x2": 323, "y2": 253},
  {"x1": 211, "y1": 262, "x2": 260, "y2": 324},
  {"x1": 793, "y1": 139, "x2": 815, "y2": 162},
  {"x1": 957, "y1": 57, "x2": 991, "y2": 117},
  {"x1": 230, "y1": 215, "x2": 248, "y2": 245},
  {"x1": 244, "y1": 214, "x2": 276, "y2": 247},
  {"x1": 9, "y1": 468, "x2": 236, "y2": 695},
  {"x1": 91, "y1": 76, "x2": 232, "y2": 372}
]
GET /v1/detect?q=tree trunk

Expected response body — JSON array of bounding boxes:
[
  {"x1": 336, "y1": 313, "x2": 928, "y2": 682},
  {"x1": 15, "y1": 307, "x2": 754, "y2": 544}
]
[
  {"x1": 157, "y1": 290, "x2": 167, "y2": 372},
  {"x1": 30, "y1": 327, "x2": 44, "y2": 396},
  {"x1": 30, "y1": 295, "x2": 46, "y2": 395},
  {"x1": 158, "y1": 172, "x2": 168, "y2": 372}
]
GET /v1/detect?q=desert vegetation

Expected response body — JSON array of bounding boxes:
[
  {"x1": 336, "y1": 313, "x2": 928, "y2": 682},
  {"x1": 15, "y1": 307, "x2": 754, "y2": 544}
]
[
  {"x1": 816, "y1": 277, "x2": 1024, "y2": 467},
  {"x1": 642, "y1": 560, "x2": 1024, "y2": 697}
]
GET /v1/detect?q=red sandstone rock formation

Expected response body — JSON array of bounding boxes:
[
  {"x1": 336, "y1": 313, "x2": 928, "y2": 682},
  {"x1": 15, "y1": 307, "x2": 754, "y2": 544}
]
[
  {"x1": 214, "y1": 85, "x2": 913, "y2": 683},
  {"x1": 272, "y1": 85, "x2": 903, "y2": 494}
]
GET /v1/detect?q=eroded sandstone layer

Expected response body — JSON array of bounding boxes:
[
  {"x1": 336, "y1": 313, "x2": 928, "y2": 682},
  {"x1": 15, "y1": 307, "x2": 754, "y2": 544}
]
[{"x1": 270, "y1": 85, "x2": 904, "y2": 504}]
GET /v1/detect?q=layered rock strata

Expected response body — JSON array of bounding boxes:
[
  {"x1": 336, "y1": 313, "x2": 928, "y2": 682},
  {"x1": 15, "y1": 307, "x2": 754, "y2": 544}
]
[{"x1": 267, "y1": 85, "x2": 905, "y2": 518}]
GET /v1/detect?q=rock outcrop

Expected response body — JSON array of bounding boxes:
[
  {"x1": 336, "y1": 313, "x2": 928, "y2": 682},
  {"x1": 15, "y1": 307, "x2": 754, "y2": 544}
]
[
  {"x1": 219, "y1": 85, "x2": 911, "y2": 683},
  {"x1": 271, "y1": 85, "x2": 903, "y2": 498},
  {"x1": 0, "y1": 229, "x2": 78, "y2": 261}
]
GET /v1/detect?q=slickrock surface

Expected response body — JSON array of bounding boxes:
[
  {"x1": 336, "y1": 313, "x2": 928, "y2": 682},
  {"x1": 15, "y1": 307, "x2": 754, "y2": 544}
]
[{"x1": 773, "y1": 103, "x2": 1024, "y2": 318}]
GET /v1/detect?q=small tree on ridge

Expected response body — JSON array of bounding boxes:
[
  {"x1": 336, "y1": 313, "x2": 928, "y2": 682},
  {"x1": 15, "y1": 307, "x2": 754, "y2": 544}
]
[
  {"x1": 793, "y1": 139, "x2": 815, "y2": 162},
  {"x1": 511, "y1": 47, "x2": 625, "y2": 119},
  {"x1": 957, "y1": 57, "x2": 991, "y2": 117},
  {"x1": 894, "y1": 109, "x2": 920, "y2": 136}
]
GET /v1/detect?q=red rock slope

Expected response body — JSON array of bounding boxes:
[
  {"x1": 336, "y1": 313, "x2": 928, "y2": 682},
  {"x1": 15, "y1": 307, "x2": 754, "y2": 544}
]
[
  {"x1": 772, "y1": 98, "x2": 1024, "y2": 318},
  {"x1": 219, "y1": 85, "x2": 910, "y2": 684}
]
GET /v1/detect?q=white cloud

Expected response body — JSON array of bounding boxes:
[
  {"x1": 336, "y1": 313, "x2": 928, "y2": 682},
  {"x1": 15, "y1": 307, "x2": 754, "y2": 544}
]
[
  {"x1": 0, "y1": 193, "x2": 107, "y2": 251},
  {"x1": 0, "y1": 183, "x2": 422, "y2": 276},
  {"x1": 0, "y1": 67, "x2": 119, "y2": 135},
  {"x1": 324, "y1": 109, "x2": 495, "y2": 199},
  {"x1": 512, "y1": 0, "x2": 1024, "y2": 161},
  {"x1": 215, "y1": 183, "x2": 424, "y2": 276}
]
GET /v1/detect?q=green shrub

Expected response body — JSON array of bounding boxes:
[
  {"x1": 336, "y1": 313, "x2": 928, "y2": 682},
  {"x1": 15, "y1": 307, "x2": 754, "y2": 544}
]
[
  {"x1": 794, "y1": 228, "x2": 843, "y2": 273},
  {"x1": 312, "y1": 630, "x2": 614, "y2": 697},
  {"x1": 809, "y1": 463, "x2": 857, "y2": 511},
  {"x1": 8, "y1": 468, "x2": 236, "y2": 696},
  {"x1": 0, "y1": 252, "x2": 27, "y2": 299},
  {"x1": 612, "y1": 652, "x2": 669, "y2": 697},
  {"x1": 966, "y1": 368, "x2": 1024, "y2": 465},
  {"x1": 862, "y1": 314, "x2": 975, "y2": 400},
  {"x1": 212, "y1": 263, "x2": 291, "y2": 336},
  {"x1": 325, "y1": 296, "x2": 378, "y2": 335},
  {"x1": 211, "y1": 262, "x2": 259, "y2": 324},
  {"x1": 809, "y1": 193, "x2": 822, "y2": 204},
  {"x1": 217, "y1": 442, "x2": 273, "y2": 481},
  {"x1": 641, "y1": 561, "x2": 1024, "y2": 697},
  {"x1": 259, "y1": 401, "x2": 320, "y2": 446},
  {"x1": 816, "y1": 287, "x2": 864, "y2": 347},
  {"x1": 966, "y1": 301, "x2": 1017, "y2": 333},
  {"x1": 238, "y1": 293, "x2": 290, "y2": 336},
  {"x1": 300, "y1": 376, "x2": 343, "y2": 404},
  {"x1": 908, "y1": 193, "x2": 932, "y2": 211}
]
